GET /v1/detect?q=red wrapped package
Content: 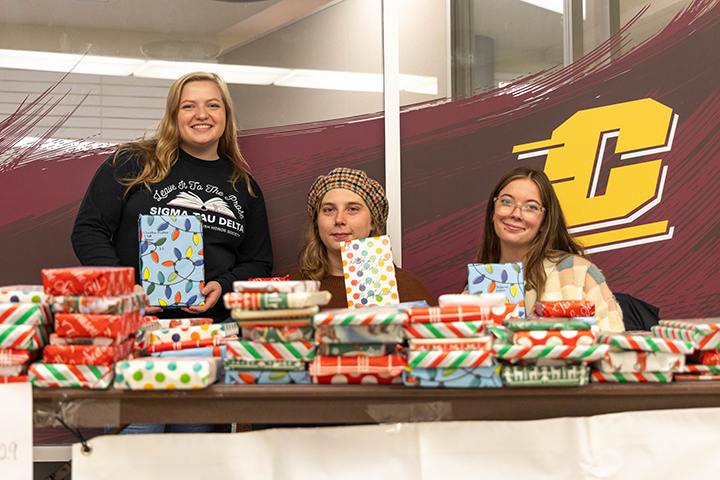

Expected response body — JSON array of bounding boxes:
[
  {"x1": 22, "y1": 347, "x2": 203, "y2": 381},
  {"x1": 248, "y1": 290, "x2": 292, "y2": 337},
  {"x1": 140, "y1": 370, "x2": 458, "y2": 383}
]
[
  {"x1": 406, "y1": 304, "x2": 519, "y2": 324},
  {"x1": 513, "y1": 330, "x2": 595, "y2": 347},
  {"x1": 534, "y1": 301, "x2": 595, "y2": 317},
  {"x1": 311, "y1": 373, "x2": 402, "y2": 384},
  {"x1": 689, "y1": 349, "x2": 720, "y2": 365},
  {"x1": 0, "y1": 375, "x2": 27, "y2": 383},
  {"x1": 42, "y1": 267, "x2": 134, "y2": 296},
  {"x1": 146, "y1": 335, "x2": 228, "y2": 353},
  {"x1": 55, "y1": 311, "x2": 143, "y2": 338},
  {"x1": 42, "y1": 337, "x2": 134, "y2": 365},
  {"x1": 308, "y1": 354, "x2": 407, "y2": 376}
]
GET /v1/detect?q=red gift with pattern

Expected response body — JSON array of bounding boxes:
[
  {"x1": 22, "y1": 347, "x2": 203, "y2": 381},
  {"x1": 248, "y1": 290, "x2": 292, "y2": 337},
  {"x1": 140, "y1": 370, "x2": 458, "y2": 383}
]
[
  {"x1": 311, "y1": 373, "x2": 402, "y2": 384},
  {"x1": 42, "y1": 267, "x2": 134, "y2": 296},
  {"x1": 54, "y1": 311, "x2": 143, "y2": 338},
  {"x1": 406, "y1": 304, "x2": 519, "y2": 324},
  {"x1": 0, "y1": 349, "x2": 38, "y2": 366},
  {"x1": 596, "y1": 331, "x2": 694, "y2": 354},
  {"x1": 308, "y1": 354, "x2": 406, "y2": 376},
  {"x1": 42, "y1": 338, "x2": 134, "y2": 365},
  {"x1": 403, "y1": 321, "x2": 485, "y2": 339},
  {"x1": 675, "y1": 374, "x2": 720, "y2": 381},
  {"x1": 0, "y1": 375, "x2": 27, "y2": 383},
  {"x1": 512, "y1": 330, "x2": 595, "y2": 347},
  {"x1": 689, "y1": 349, "x2": 720, "y2": 365},
  {"x1": 146, "y1": 335, "x2": 231, "y2": 353},
  {"x1": 407, "y1": 350, "x2": 494, "y2": 368},
  {"x1": 51, "y1": 292, "x2": 146, "y2": 315},
  {"x1": 407, "y1": 338, "x2": 492, "y2": 352},
  {"x1": 534, "y1": 301, "x2": 595, "y2": 317}
]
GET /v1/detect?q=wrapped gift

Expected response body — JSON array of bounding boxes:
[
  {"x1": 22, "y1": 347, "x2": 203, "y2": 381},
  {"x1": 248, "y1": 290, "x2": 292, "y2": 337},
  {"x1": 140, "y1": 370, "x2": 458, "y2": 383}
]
[
  {"x1": 402, "y1": 365, "x2": 503, "y2": 388},
  {"x1": 29, "y1": 363, "x2": 114, "y2": 389},
  {"x1": 55, "y1": 311, "x2": 143, "y2": 338},
  {"x1": 595, "y1": 331, "x2": 693, "y2": 354},
  {"x1": 501, "y1": 364, "x2": 590, "y2": 387},
  {"x1": 654, "y1": 321, "x2": 720, "y2": 350},
  {"x1": 152, "y1": 344, "x2": 225, "y2": 358},
  {"x1": 312, "y1": 372, "x2": 403, "y2": 384},
  {"x1": 249, "y1": 276, "x2": 291, "y2": 282},
  {"x1": 481, "y1": 324, "x2": 511, "y2": 341},
  {"x1": 42, "y1": 267, "x2": 134, "y2": 296},
  {"x1": 512, "y1": 330, "x2": 595, "y2": 347},
  {"x1": 659, "y1": 318, "x2": 720, "y2": 331},
  {"x1": 148, "y1": 323, "x2": 238, "y2": 345},
  {"x1": 505, "y1": 318, "x2": 591, "y2": 331},
  {"x1": 438, "y1": 293, "x2": 506, "y2": 308},
  {"x1": 0, "y1": 303, "x2": 50, "y2": 326},
  {"x1": 51, "y1": 292, "x2": 145, "y2": 315},
  {"x1": 534, "y1": 301, "x2": 595, "y2": 317},
  {"x1": 309, "y1": 354, "x2": 406, "y2": 376},
  {"x1": 114, "y1": 357, "x2": 222, "y2": 390},
  {"x1": 49, "y1": 333, "x2": 130, "y2": 346},
  {"x1": 0, "y1": 365, "x2": 27, "y2": 376},
  {"x1": 0, "y1": 285, "x2": 52, "y2": 304},
  {"x1": 224, "y1": 358, "x2": 306, "y2": 371},
  {"x1": 675, "y1": 374, "x2": 720, "y2": 381},
  {"x1": 0, "y1": 349, "x2": 37, "y2": 366},
  {"x1": 146, "y1": 335, "x2": 229, "y2": 353},
  {"x1": 316, "y1": 343, "x2": 391, "y2": 357},
  {"x1": 0, "y1": 375, "x2": 27, "y2": 383},
  {"x1": 225, "y1": 340, "x2": 315, "y2": 362},
  {"x1": 231, "y1": 307, "x2": 317, "y2": 326},
  {"x1": 689, "y1": 349, "x2": 720, "y2": 365},
  {"x1": 407, "y1": 350, "x2": 494, "y2": 368},
  {"x1": 407, "y1": 338, "x2": 492, "y2": 352},
  {"x1": 223, "y1": 291, "x2": 331, "y2": 310},
  {"x1": 590, "y1": 371, "x2": 673, "y2": 383},
  {"x1": 0, "y1": 324, "x2": 49, "y2": 350},
  {"x1": 42, "y1": 338, "x2": 134, "y2": 365},
  {"x1": 233, "y1": 280, "x2": 319, "y2": 293},
  {"x1": 403, "y1": 321, "x2": 485, "y2": 339},
  {"x1": 139, "y1": 214, "x2": 205, "y2": 307},
  {"x1": 593, "y1": 350, "x2": 685, "y2": 373},
  {"x1": 341, "y1": 236, "x2": 398, "y2": 307},
  {"x1": 225, "y1": 370, "x2": 310, "y2": 385},
  {"x1": 315, "y1": 324, "x2": 405, "y2": 344},
  {"x1": 683, "y1": 364, "x2": 720, "y2": 373},
  {"x1": 406, "y1": 304, "x2": 519, "y2": 324},
  {"x1": 467, "y1": 263, "x2": 525, "y2": 317},
  {"x1": 314, "y1": 307, "x2": 408, "y2": 326},
  {"x1": 143, "y1": 318, "x2": 213, "y2": 331},
  {"x1": 241, "y1": 325, "x2": 314, "y2": 343},
  {"x1": 493, "y1": 343, "x2": 609, "y2": 363}
]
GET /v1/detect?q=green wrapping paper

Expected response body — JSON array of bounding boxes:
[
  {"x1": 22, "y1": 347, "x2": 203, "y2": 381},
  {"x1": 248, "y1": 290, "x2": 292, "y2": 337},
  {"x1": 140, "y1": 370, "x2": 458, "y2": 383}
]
[
  {"x1": 501, "y1": 364, "x2": 590, "y2": 386},
  {"x1": 505, "y1": 318, "x2": 591, "y2": 331}
]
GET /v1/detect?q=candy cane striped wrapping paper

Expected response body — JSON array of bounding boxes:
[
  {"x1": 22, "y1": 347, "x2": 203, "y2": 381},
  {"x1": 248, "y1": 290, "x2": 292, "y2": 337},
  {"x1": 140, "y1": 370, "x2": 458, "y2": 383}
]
[
  {"x1": 513, "y1": 330, "x2": 595, "y2": 347},
  {"x1": 493, "y1": 343, "x2": 609, "y2": 362},
  {"x1": 0, "y1": 286, "x2": 52, "y2": 303},
  {"x1": 51, "y1": 292, "x2": 146, "y2": 315},
  {"x1": 29, "y1": 363, "x2": 113, "y2": 389},
  {"x1": 225, "y1": 340, "x2": 315, "y2": 362},
  {"x1": 653, "y1": 324, "x2": 720, "y2": 350},
  {"x1": 659, "y1": 318, "x2": 720, "y2": 332},
  {"x1": 683, "y1": 364, "x2": 720, "y2": 373},
  {"x1": 0, "y1": 324, "x2": 49, "y2": 350},
  {"x1": 223, "y1": 291, "x2": 331, "y2": 310},
  {"x1": 308, "y1": 354, "x2": 407, "y2": 376},
  {"x1": 595, "y1": 331, "x2": 694, "y2": 354},
  {"x1": 233, "y1": 280, "x2": 319, "y2": 293},
  {"x1": 590, "y1": 371, "x2": 674, "y2": 383},
  {"x1": 0, "y1": 303, "x2": 50, "y2": 326},
  {"x1": 403, "y1": 321, "x2": 485, "y2": 339},
  {"x1": 407, "y1": 350, "x2": 494, "y2": 368},
  {"x1": 314, "y1": 307, "x2": 408, "y2": 326},
  {"x1": 406, "y1": 304, "x2": 519, "y2": 324},
  {"x1": 42, "y1": 267, "x2": 134, "y2": 296}
]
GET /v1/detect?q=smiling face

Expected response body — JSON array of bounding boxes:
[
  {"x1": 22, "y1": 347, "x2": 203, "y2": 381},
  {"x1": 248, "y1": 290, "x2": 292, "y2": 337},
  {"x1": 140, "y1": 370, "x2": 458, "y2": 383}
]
[
  {"x1": 177, "y1": 80, "x2": 226, "y2": 160},
  {"x1": 492, "y1": 178, "x2": 545, "y2": 261},
  {"x1": 317, "y1": 188, "x2": 373, "y2": 271}
]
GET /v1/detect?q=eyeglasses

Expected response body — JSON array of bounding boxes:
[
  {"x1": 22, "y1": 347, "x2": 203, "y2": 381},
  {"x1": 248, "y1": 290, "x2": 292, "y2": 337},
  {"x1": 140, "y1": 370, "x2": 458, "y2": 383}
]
[{"x1": 493, "y1": 196, "x2": 546, "y2": 218}]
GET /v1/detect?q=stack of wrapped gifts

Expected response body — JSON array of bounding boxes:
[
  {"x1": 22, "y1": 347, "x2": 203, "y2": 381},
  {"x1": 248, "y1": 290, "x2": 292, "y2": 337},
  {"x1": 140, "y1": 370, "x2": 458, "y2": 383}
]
[
  {"x1": 29, "y1": 267, "x2": 142, "y2": 389},
  {"x1": 224, "y1": 280, "x2": 326, "y2": 385},
  {"x1": 0, "y1": 286, "x2": 52, "y2": 383},
  {"x1": 651, "y1": 318, "x2": 720, "y2": 381},
  {"x1": 310, "y1": 305, "x2": 411, "y2": 384},
  {"x1": 402, "y1": 294, "x2": 508, "y2": 388},
  {"x1": 592, "y1": 331, "x2": 690, "y2": 382},
  {"x1": 143, "y1": 318, "x2": 237, "y2": 354},
  {"x1": 496, "y1": 301, "x2": 607, "y2": 386}
]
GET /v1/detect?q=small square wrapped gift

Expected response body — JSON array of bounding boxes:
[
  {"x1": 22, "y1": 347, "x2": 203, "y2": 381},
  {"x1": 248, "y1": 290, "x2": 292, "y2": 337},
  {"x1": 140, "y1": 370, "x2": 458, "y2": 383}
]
[
  {"x1": 467, "y1": 263, "x2": 525, "y2": 317},
  {"x1": 341, "y1": 235, "x2": 399, "y2": 308},
  {"x1": 114, "y1": 357, "x2": 223, "y2": 390}
]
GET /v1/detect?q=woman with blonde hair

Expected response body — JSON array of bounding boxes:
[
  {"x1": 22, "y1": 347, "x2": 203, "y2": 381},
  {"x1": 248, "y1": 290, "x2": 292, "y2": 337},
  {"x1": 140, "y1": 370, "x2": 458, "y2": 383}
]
[
  {"x1": 474, "y1": 166, "x2": 623, "y2": 331},
  {"x1": 72, "y1": 72, "x2": 273, "y2": 323}
]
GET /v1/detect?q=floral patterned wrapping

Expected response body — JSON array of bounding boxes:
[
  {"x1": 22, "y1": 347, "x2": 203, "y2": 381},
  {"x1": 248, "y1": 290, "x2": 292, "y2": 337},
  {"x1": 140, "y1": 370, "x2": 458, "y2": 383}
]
[
  {"x1": 54, "y1": 311, "x2": 144, "y2": 338},
  {"x1": 0, "y1": 303, "x2": 51, "y2": 326},
  {"x1": 42, "y1": 338, "x2": 135, "y2": 366},
  {"x1": 223, "y1": 291, "x2": 331, "y2": 310},
  {"x1": 534, "y1": 301, "x2": 595, "y2": 318},
  {"x1": 406, "y1": 304, "x2": 519, "y2": 324},
  {"x1": 233, "y1": 279, "x2": 318, "y2": 293},
  {"x1": 225, "y1": 370, "x2": 311, "y2": 385},
  {"x1": 29, "y1": 363, "x2": 114, "y2": 389},
  {"x1": 0, "y1": 324, "x2": 49, "y2": 350},
  {"x1": 402, "y1": 365, "x2": 503, "y2": 388},
  {"x1": 308, "y1": 354, "x2": 407, "y2": 376},
  {"x1": 51, "y1": 292, "x2": 146, "y2": 315},
  {"x1": 0, "y1": 285, "x2": 52, "y2": 304},
  {"x1": 114, "y1": 357, "x2": 223, "y2": 390},
  {"x1": 512, "y1": 330, "x2": 595, "y2": 347},
  {"x1": 501, "y1": 364, "x2": 590, "y2": 387},
  {"x1": 42, "y1": 267, "x2": 134, "y2": 296}
]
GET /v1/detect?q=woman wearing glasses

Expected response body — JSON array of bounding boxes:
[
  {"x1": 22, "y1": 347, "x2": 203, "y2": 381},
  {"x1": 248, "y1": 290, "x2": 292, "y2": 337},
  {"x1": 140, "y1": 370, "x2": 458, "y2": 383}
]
[{"x1": 474, "y1": 166, "x2": 624, "y2": 331}]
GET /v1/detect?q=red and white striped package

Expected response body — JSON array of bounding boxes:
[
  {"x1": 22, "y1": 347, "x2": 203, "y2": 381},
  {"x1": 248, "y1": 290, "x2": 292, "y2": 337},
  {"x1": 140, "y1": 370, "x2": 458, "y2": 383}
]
[
  {"x1": 493, "y1": 343, "x2": 609, "y2": 362},
  {"x1": 590, "y1": 371, "x2": 673, "y2": 383},
  {"x1": 0, "y1": 303, "x2": 51, "y2": 326},
  {"x1": 42, "y1": 338, "x2": 135, "y2": 366},
  {"x1": 406, "y1": 304, "x2": 519, "y2": 324},
  {"x1": 54, "y1": 311, "x2": 143, "y2": 338},
  {"x1": 407, "y1": 337, "x2": 492, "y2": 352},
  {"x1": 0, "y1": 324, "x2": 49, "y2": 350},
  {"x1": 675, "y1": 374, "x2": 720, "y2": 381},
  {"x1": 513, "y1": 330, "x2": 595, "y2": 347},
  {"x1": 653, "y1": 323, "x2": 720, "y2": 350},
  {"x1": 534, "y1": 301, "x2": 595, "y2": 317},
  {"x1": 683, "y1": 364, "x2": 720, "y2": 373},
  {"x1": 308, "y1": 354, "x2": 406, "y2": 376},
  {"x1": 225, "y1": 340, "x2": 315, "y2": 362},
  {"x1": 42, "y1": 267, "x2": 134, "y2": 296},
  {"x1": 0, "y1": 349, "x2": 37, "y2": 366},
  {"x1": 145, "y1": 335, "x2": 232, "y2": 353}
]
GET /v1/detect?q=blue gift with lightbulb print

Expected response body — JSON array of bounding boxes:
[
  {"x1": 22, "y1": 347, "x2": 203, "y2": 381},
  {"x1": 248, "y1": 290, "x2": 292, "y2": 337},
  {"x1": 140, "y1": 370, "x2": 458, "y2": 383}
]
[
  {"x1": 467, "y1": 263, "x2": 526, "y2": 318},
  {"x1": 139, "y1": 214, "x2": 205, "y2": 307}
]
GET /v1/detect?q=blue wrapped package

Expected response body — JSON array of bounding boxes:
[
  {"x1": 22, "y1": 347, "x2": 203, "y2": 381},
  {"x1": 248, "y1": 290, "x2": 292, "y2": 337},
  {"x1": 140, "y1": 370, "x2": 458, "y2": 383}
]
[{"x1": 402, "y1": 365, "x2": 503, "y2": 388}]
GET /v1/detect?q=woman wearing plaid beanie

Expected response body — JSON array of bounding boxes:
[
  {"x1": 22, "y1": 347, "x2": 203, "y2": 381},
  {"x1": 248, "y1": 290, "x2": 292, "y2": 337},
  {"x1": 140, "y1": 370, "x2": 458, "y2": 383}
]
[{"x1": 288, "y1": 168, "x2": 436, "y2": 309}]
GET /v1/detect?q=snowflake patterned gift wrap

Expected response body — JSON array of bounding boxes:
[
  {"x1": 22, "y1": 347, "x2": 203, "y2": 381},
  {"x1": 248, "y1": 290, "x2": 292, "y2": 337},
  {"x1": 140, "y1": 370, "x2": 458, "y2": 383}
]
[
  {"x1": 403, "y1": 321, "x2": 485, "y2": 339},
  {"x1": 51, "y1": 292, "x2": 146, "y2": 315},
  {"x1": 225, "y1": 370, "x2": 310, "y2": 385},
  {"x1": 224, "y1": 291, "x2": 331, "y2": 310},
  {"x1": 0, "y1": 324, "x2": 49, "y2": 350},
  {"x1": 407, "y1": 350, "x2": 494, "y2": 368},
  {"x1": 114, "y1": 357, "x2": 223, "y2": 390},
  {"x1": 654, "y1": 319, "x2": 720, "y2": 350},
  {"x1": 406, "y1": 304, "x2": 519, "y2": 324},
  {"x1": 139, "y1": 214, "x2": 205, "y2": 307},
  {"x1": 42, "y1": 267, "x2": 134, "y2": 296},
  {"x1": 402, "y1": 365, "x2": 503, "y2": 388},
  {"x1": 54, "y1": 311, "x2": 144, "y2": 339},
  {"x1": 534, "y1": 301, "x2": 595, "y2": 318},
  {"x1": 0, "y1": 285, "x2": 52, "y2": 304},
  {"x1": 42, "y1": 338, "x2": 135, "y2": 366},
  {"x1": 315, "y1": 324, "x2": 405, "y2": 344},
  {"x1": 341, "y1": 235, "x2": 398, "y2": 307},
  {"x1": 595, "y1": 331, "x2": 694, "y2": 354},
  {"x1": 0, "y1": 303, "x2": 51, "y2": 326},
  {"x1": 148, "y1": 323, "x2": 238, "y2": 345},
  {"x1": 313, "y1": 307, "x2": 408, "y2": 326},
  {"x1": 592, "y1": 350, "x2": 685, "y2": 373},
  {"x1": 233, "y1": 280, "x2": 319, "y2": 293},
  {"x1": 512, "y1": 330, "x2": 595, "y2": 347},
  {"x1": 225, "y1": 339, "x2": 315, "y2": 362},
  {"x1": 493, "y1": 343, "x2": 609, "y2": 363},
  {"x1": 502, "y1": 364, "x2": 591, "y2": 387},
  {"x1": 29, "y1": 363, "x2": 113, "y2": 389},
  {"x1": 467, "y1": 263, "x2": 525, "y2": 317},
  {"x1": 590, "y1": 371, "x2": 674, "y2": 383}
]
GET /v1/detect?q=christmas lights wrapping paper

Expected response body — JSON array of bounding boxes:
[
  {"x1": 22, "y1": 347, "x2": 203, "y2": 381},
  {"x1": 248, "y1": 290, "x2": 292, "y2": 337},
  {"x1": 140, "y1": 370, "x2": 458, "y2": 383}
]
[
  {"x1": 233, "y1": 280, "x2": 319, "y2": 293},
  {"x1": 406, "y1": 304, "x2": 519, "y2": 324},
  {"x1": 654, "y1": 320, "x2": 720, "y2": 350},
  {"x1": 689, "y1": 349, "x2": 720, "y2": 365},
  {"x1": 534, "y1": 301, "x2": 595, "y2": 317},
  {"x1": 309, "y1": 354, "x2": 406, "y2": 376},
  {"x1": 595, "y1": 331, "x2": 694, "y2": 354},
  {"x1": 316, "y1": 343, "x2": 390, "y2": 357},
  {"x1": 407, "y1": 350, "x2": 494, "y2": 368},
  {"x1": 505, "y1": 318, "x2": 591, "y2": 331},
  {"x1": 29, "y1": 363, "x2": 113, "y2": 389},
  {"x1": 146, "y1": 335, "x2": 231, "y2": 353},
  {"x1": 313, "y1": 307, "x2": 408, "y2": 326},
  {"x1": 312, "y1": 373, "x2": 403, "y2": 384},
  {"x1": 407, "y1": 338, "x2": 492, "y2": 352},
  {"x1": 42, "y1": 267, "x2": 134, "y2": 296},
  {"x1": 341, "y1": 236, "x2": 399, "y2": 307},
  {"x1": 493, "y1": 343, "x2": 609, "y2": 363},
  {"x1": 0, "y1": 324, "x2": 49, "y2": 350},
  {"x1": 467, "y1": 262, "x2": 525, "y2": 317},
  {"x1": 54, "y1": 311, "x2": 144, "y2": 339},
  {"x1": 502, "y1": 364, "x2": 590, "y2": 386},
  {"x1": 241, "y1": 325, "x2": 314, "y2": 343},
  {"x1": 224, "y1": 358, "x2": 305, "y2": 371},
  {"x1": 590, "y1": 371, "x2": 674, "y2": 383},
  {"x1": 224, "y1": 370, "x2": 311, "y2": 385},
  {"x1": 139, "y1": 214, "x2": 205, "y2": 307},
  {"x1": 403, "y1": 321, "x2": 485, "y2": 339},
  {"x1": 0, "y1": 303, "x2": 50, "y2": 326},
  {"x1": 114, "y1": 357, "x2": 223, "y2": 390},
  {"x1": 223, "y1": 291, "x2": 331, "y2": 310},
  {"x1": 151, "y1": 344, "x2": 225, "y2": 358},
  {"x1": 0, "y1": 285, "x2": 52, "y2": 304},
  {"x1": 402, "y1": 365, "x2": 503, "y2": 388},
  {"x1": 512, "y1": 330, "x2": 595, "y2": 347},
  {"x1": 42, "y1": 338, "x2": 134, "y2": 366},
  {"x1": 49, "y1": 333, "x2": 130, "y2": 346},
  {"x1": 315, "y1": 325, "x2": 405, "y2": 344},
  {"x1": 148, "y1": 323, "x2": 238, "y2": 345},
  {"x1": 51, "y1": 292, "x2": 146, "y2": 315},
  {"x1": 592, "y1": 350, "x2": 685, "y2": 373},
  {"x1": 225, "y1": 340, "x2": 315, "y2": 362}
]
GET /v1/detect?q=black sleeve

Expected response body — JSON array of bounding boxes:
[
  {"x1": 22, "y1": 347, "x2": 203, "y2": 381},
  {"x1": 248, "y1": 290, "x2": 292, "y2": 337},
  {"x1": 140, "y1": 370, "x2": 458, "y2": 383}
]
[
  {"x1": 213, "y1": 176, "x2": 274, "y2": 293},
  {"x1": 71, "y1": 152, "x2": 136, "y2": 266}
]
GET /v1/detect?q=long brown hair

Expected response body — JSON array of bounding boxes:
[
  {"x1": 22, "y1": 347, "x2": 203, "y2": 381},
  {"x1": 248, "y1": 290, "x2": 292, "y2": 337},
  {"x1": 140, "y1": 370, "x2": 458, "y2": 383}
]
[
  {"x1": 474, "y1": 166, "x2": 587, "y2": 295},
  {"x1": 114, "y1": 71, "x2": 254, "y2": 195}
]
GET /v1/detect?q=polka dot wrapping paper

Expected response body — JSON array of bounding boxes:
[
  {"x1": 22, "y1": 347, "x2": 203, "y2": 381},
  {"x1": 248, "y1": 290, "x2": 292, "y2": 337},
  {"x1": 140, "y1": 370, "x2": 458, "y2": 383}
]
[
  {"x1": 340, "y1": 235, "x2": 399, "y2": 308},
  {"x1": 114, "y1": 357, "x2": 223, "y2": 390},
  {"x1": 0, "y1": 286, "x2": 52, "y2": 304}
]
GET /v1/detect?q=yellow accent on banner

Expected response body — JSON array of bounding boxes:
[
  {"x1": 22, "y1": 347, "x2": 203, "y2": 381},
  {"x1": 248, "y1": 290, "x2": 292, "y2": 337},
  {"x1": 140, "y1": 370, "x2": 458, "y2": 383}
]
[{"x1": 574, "y1": 221, "x2": 669, "y2": 247}]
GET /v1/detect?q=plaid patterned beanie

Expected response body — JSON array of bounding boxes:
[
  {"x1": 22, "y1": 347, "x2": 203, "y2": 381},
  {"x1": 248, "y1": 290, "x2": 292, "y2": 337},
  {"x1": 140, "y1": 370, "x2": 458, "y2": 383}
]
[{"x1": 307, "y1": 168, "x2": 389, "y2": 226}]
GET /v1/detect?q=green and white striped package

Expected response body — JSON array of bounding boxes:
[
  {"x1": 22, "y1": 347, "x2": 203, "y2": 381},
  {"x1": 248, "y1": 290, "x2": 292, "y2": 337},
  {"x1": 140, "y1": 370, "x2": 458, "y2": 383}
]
[
  {"x1": 493, "y1": 343, "x2": 608, "y2": 363},
  {"x1": 407, "y1": 350, "x2": 494, "y2": 368},
  {"x1": 590, "y1": 371, "x2": 673, "y2": 382},
  {"x1": 225, "y1": 339, "x2": 315, "y2": 362},
  {"x1": 29, "y1": 363, "x2": 113, "y2": 389},
  {"x1": 313, "y1": 307, "x2": 407, "y2": 326},
  {"x1": 403, "y1": 321, "x2": 485, "y2": 339}
]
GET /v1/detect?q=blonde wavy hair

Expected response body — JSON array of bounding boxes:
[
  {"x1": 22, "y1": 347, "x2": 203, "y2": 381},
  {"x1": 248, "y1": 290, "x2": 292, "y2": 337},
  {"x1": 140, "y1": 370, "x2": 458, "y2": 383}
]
[{"x1": 114, "y1": 71, "x2": 254, "y2": 195}]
